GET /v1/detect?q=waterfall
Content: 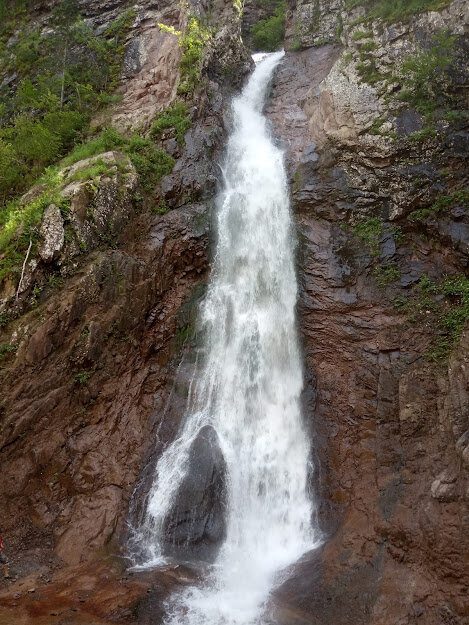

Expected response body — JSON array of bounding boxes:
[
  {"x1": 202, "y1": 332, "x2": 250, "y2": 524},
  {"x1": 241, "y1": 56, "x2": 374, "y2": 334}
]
[{"x1": 133, "y1": 50, "x2": 319, "y2": 625}]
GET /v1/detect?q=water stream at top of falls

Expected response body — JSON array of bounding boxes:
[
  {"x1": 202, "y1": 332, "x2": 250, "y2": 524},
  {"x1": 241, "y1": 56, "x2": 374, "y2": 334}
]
[{"x1": 133, "y1": 51, "x2": 320, "y2": 625}]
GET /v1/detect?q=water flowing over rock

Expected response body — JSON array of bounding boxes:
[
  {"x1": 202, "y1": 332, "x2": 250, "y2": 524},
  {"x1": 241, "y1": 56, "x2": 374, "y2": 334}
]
[
  {"x1": 162, "y1": 425, "x2": 227, "y2": 560},
  {"x1": 132, "y1": 51, "x2": 318, "y2": 625},
  {"x1": 0, "y1": 0, "x2": 468, "y2": 623}
]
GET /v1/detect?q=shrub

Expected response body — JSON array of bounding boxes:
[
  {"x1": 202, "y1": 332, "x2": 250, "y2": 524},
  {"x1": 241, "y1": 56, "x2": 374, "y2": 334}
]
[
  {"x1": 252, "y1": 2, "x2": 286, "y2": 51},
  {"x1": 0, "y1": 1, "x2": 135, "y2": 204},
  {"x1": 344, "y1": 0, "x2": 453, "y2": 23},
  {"x1": 151, "y1": 102, "x2": 192, "y2": 144},
  {"x1": 178, "y1": 18, "x2": 211, "y2": 95},
  {"x1": 62, "y1": 127, "x2": 125, "y2": 166},
  {"x1": 397, "y1": 30, "x2": 456, "y2": 116}
]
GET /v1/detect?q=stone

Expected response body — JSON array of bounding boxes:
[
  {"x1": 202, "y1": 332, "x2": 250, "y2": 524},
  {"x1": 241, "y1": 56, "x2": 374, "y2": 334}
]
[
  {"x1": 162, "y1": 425, "x2": 227, "y2": 561},
  {"x1": 430, "y1": 469, "x2": 458, "y2": 502},
  {"x1": 38, "y1": 204, "x2": 65, "y2": 263},
  {"x1": 456, "y1": 430, "x2": 469, "y2": 467}
]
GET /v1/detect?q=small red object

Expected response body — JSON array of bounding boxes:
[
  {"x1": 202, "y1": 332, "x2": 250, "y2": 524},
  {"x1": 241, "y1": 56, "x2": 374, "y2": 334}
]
[{"x1": 0, "y1": 537, "x2": 3, "y2": 551}]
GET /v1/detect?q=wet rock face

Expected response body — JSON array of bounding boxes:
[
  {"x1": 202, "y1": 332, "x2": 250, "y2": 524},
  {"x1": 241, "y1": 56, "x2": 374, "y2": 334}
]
[
  {"x1": 0, "y1": 0, "x2": 248, "y2": 582},
  {"x1": 0, "y1": 202, "x2": 210, "y2": 570},
  {"x1": 266, "y1": 34, "x2": 469, "y2": 625},
  {"x1": 285, "y1": 0, "x2": 343, "y2": 50},
  {"x1": 162, "y1": 425, "x2": 227, "y2": 561}
]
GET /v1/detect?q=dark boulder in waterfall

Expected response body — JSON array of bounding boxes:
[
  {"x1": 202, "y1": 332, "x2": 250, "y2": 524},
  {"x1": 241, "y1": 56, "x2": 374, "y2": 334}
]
[{"x1": 162, "y1": 425, "x2": 227, "y2": 562}]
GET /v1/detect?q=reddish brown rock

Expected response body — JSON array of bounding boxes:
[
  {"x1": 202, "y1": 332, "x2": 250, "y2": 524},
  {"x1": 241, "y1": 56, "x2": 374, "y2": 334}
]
[{"x1": 266, "y1": 45, "x2": 469, "y2": 625}]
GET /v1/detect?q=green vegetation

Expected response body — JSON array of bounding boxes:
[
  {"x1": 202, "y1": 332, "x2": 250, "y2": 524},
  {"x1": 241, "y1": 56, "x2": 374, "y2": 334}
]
[
  {"x1": 65, "y1": 127, "x2": 175, "y2": 192},
  {"x1": 0, "y1": 125, "x2": 174, "y2": 285},
  {"x1": 160, "y1": 17, "x2": 211, "y2": 96},
  {"x1": 73, "y1": 369, "x2": 93, "y2": 384},
  {"x1": 349, "y1": 218, "x2": 403, "y2": 260},
  {"x1": 352, "y1": 32, "x2": 389, "y2": 86},
  {"x1": 393, "y1": 274, "x2": 469, "y2": 361},
  {"x1": 152, "y1": 200, "x2": 170, "y2": 215},
  {"x1": 397, "y1": 30, "x2": 456, "y2": 117},
  {"x1": 178, "y1": 17, "x2": 211, "y2": 95},
  {"x1": 344, "y1": 0, "x2": 452, "y2": 24},
  {"x1": 233, "y1": 0, "x2": 244, "y2": 18},
  {"x1": 125, "y1": 135, "x2": 175, "y2": 191},
  {"x1": 356, "y1": 59, "x2": 388, "y2": 85},
  {"x1": 432, "y1": 275, "x2": 469, "y2": 360},
  {"x1": 311, "y1": 0, "x2": 321, "y2": 33},
  {"x1": 352, "y1": 29, "x2": 372, "y2": 41},
  {"x1": 394, "y1": 295, "x2": 411, "y2": 311},
  {"x1": 373, "y1": 262, "x2": 401, "y2": 287},
  {"x1": 0, "y1": 167, "x2": 69, "y2": 283},
  {"x1": 158, "y1": 17, "x2": 211, "y2": 95},
  {"x1": 359, "y1": 41, "x2": 378, "y2": 55},
  {"x1": 352, "y1": 217, "x2": 384, "y2": 256},
  {"x1": 176, "y1": 323, "x2": 194, "y2": 348},
  {"x1": 407, "y1": 127, "x2": 437, "y2": 142},
  {"x1": 290, "y1": 37, "x2": 302, "y2": 52},
  {"x1": 414, "y1": 275, "x2": 469, "y2": 361},
  {"x1": 408, "y1": 190, "x2": 468, "y2": 222},
  {"x1": 0, "y1": 0, "x2": 135, "y2": 202},
  {"x1": 0, "y1": 0, "x2": 146, "y2": 286},
  {"x1": 0, "y1": 341, "x2": 17, "y2": 360},
  {"x1": 151, "y1": 103, "x2": 192, "y2": 144},
  {"x1": 369, "y1": 117, "x2": 386, "y2": 134},
  {"x1": 68, "y1": 158, "x2": 115, "y2": 183},
  {"x1": 252, "y1": 1, "x2": 286, "y2": 51}
]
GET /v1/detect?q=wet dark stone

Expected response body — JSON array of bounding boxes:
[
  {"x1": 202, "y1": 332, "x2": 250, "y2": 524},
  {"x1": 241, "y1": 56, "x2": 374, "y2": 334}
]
[
  {"x1": 380, "y1": 233, "x2": 396, "y2": 260},
  {"x1": 269, "y1": 545, "x2": 383, "y2": 625},
  {"x1": 162, "y1": 425, "x2": 227, "y2": 562},
  {"x1": 395, "y1": 109, "x2": 421, "y2": 137},
  {"x1": 122, "y1": 39, "x2": 143, "y2": 78}
]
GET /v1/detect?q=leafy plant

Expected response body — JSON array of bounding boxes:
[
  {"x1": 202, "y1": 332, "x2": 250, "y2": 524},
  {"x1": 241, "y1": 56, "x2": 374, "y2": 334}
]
[
  {"x1": 397, "y1": 30, "x2": 456, "y2": 117},
  {"x1": 352, "y1": 217, "x2": 384, "y2": 256},
  {"x1": 73, "y1": 369, "x2": 93, "y2": 384},
  {"x1": 151, "y1": 102, "x2": 192, "y2": 144},
  {"x1": 373, "y1": 262, "x2": 401, "y2": 287},
  {"x1": 344, "y1": 0, "x2": 452, "y2": 24},
  {"x1": 0, "y1": 342, "x2": 18, "y2": 360},
  {"x1": 152, "y1": 199, "x2": 170, "y2": 215},
  {"x1": 408, "y1": 189, "x2": 468, "y2": 222},
  {"x1": 179, "y1": 18, "x2": 211, "y2": 95},
  {"x1": 0, "y1": 1, "x2": 135, "y2": 203},
  {"x1": 252, "y1": 2, "x2": 286, "y2": 51}
]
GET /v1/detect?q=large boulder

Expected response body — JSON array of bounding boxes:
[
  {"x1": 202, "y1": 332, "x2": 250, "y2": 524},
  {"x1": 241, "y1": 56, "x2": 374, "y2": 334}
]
[{"x1": 162, "y1": 424, "x2": 227, "y2": 561}]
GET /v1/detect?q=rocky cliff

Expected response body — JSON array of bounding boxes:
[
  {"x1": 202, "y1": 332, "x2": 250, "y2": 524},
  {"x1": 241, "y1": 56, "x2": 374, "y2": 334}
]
[
  {"x1": 0, "y1": 0, "x2": 467, "y2": 624},
  {"x1": 268, "y1": 1, "x2": 468, "y2": 623}
]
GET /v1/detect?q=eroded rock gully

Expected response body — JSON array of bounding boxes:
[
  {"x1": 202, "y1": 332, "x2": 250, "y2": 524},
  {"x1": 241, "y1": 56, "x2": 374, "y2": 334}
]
[{"x1": 0, "y1": 1, "x2": 468, "y2": 624}]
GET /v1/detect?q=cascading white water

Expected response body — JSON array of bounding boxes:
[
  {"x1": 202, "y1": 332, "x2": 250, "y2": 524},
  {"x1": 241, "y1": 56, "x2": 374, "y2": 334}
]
[{"x1": 134, "y1": 51, "x2": 319, "y2": 625}]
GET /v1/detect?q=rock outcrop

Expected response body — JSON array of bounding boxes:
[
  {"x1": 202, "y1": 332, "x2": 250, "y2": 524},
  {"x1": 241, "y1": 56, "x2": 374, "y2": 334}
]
[
  {"x1": 264, "y1": 1, "x2": 469, "y2": 621},
  {"x1": 0, "y1": 0, "x2": 246, "y2": 591},
  {"x1": 162, "y1": 425, "x2": 227, "y2": 560}
]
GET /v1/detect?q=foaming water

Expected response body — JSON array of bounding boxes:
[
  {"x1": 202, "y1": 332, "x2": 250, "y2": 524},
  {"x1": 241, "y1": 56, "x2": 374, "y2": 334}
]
[{"x1": 132, "y1": 51, "x2": 319, "y2": 624}]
